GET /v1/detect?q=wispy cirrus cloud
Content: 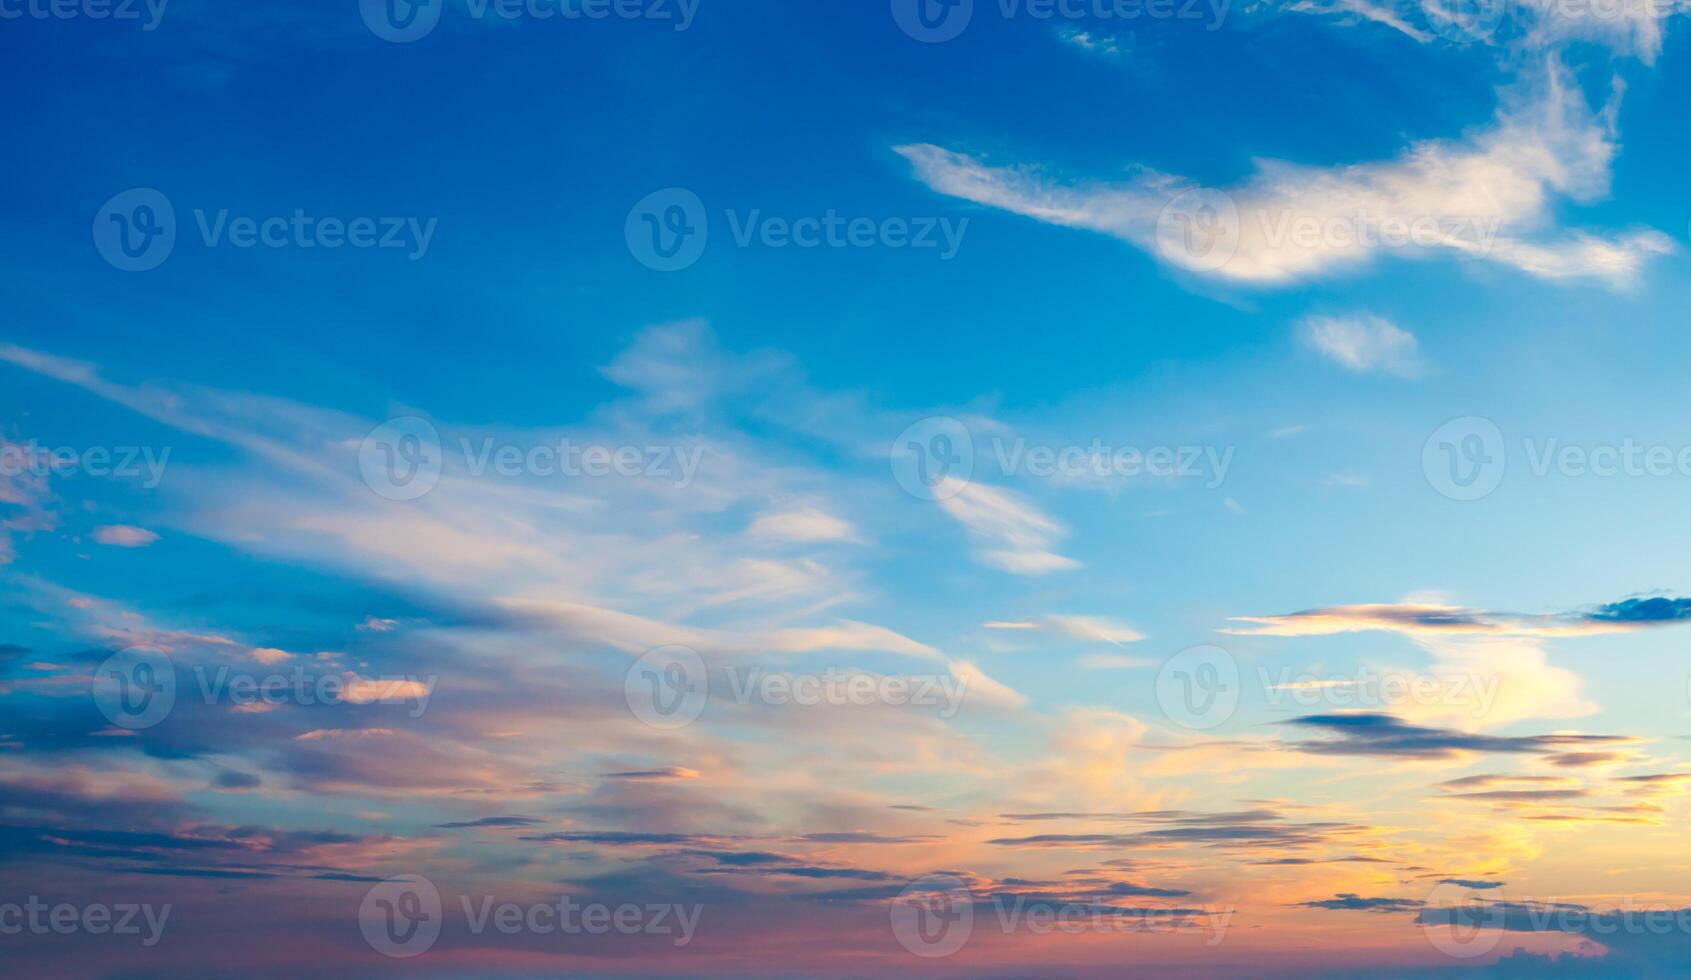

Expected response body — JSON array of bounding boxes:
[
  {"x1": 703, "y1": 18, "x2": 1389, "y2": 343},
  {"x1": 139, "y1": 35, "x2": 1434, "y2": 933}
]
[
  {"x1": 935, "y1": 478, "x2": 1079, "y2": 575},
  {"x1": 897, "y1": 63, "x2": 1670, "y2": 290},
  {"x1": 1301, "y1": 314, "x2": 1424, "y2": 377}
]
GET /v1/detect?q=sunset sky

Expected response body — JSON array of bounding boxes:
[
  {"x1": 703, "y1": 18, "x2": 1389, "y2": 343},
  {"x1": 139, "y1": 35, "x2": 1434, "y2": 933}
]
[{"x1": 7, "y1": 0, "x2": 1691, "y2": 976}]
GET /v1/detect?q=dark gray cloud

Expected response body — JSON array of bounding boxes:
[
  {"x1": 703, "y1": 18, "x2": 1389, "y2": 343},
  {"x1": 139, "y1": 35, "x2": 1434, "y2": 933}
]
[
  {"x1": 1282, "y1": 713, "x2": 1633, "y2": 759},
  {"x1": 435, "y1": 815, "x2": 543, "y2": 829},
  {"x1": 1296, "y1": 894, "x2": 1422, "y2": 912}
]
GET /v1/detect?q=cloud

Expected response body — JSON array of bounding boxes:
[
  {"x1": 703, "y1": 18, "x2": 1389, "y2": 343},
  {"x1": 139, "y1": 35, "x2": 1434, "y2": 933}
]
[
  {"x1": 989, "y1": 614, "x2": 1145, "y2": 649},
  {"x1": 1226, "y1": 595, "x2": 1691, "y2": 638},
  {"x1": 747, "y1": 507, "x2": 857, "y2": 543},
  {"x1": 1288, "y1": 0, "x2": 1691, "y2": 62},
  {"x1": 896, "y1": 63, "x2": 1671, "y2": 290},
  {"x1": 434, "y1": 816, "x2": 543, "y2": 829},
  {"x1": 935, "y1": 479, "x2": 1078, "y2": 575},
  {"x1": 1295, "y1": 893, "x2": 1423, "y2": 912},
  {"x1": 1302, "y1": 314, "x2": 1424, "y2": 377},
  {"x1": 1078, "y1": 653, "x2": 1156, "y2": 670},
  {"x1": 1280, "y1": 712, "x2": 1636, "y2": 758},
  {"x1": 91, "y1": 525, "x2": 160, "y2": 548},
  {"x1": 603, "y1": 768, "x2": 702, "y2": 781}
]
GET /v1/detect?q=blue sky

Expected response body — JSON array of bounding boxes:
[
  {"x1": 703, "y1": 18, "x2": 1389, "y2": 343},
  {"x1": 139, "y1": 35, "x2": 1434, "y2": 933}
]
[{"x1": 8, "y1": 0, "x2": 1691, "y2": 976}]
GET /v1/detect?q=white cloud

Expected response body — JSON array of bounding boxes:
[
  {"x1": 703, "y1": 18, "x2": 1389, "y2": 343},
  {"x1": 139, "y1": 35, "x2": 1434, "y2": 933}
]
[
  {"x1": 1043, "y1": 614, "x2": 1145, "y2": 645},
  {"x1": 896, "y1": 63, "x2": 1671, "y2": 290},
  {"x1": 1288, "y1": 0, "x2": 1691, "y2": 62},
  {"x1": 1078, "y1": 653, "x2": 1155, "y2": 669},
  {"x1": 748, "y1": 507, "x2": 857, "y2": 543},
  {"x1": 1302, "y1": 314, "x2": 1424, "y2": 377},
  {"x1": 91, "y1": 525, "x2": 159, "y2": 548},
  {"x1": 935, "y1": 479, "x2": 1079, "y2": 575}
]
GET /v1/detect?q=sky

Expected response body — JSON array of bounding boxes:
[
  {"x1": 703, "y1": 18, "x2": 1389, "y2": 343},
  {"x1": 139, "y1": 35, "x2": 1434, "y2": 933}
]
[{"x1": 6, "y1": 0, "x2": 1691, "y2": 976}]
